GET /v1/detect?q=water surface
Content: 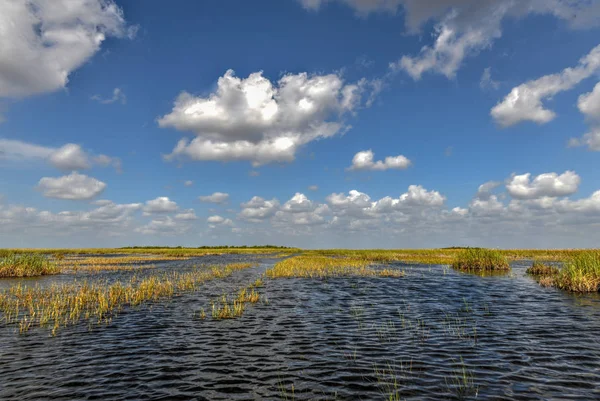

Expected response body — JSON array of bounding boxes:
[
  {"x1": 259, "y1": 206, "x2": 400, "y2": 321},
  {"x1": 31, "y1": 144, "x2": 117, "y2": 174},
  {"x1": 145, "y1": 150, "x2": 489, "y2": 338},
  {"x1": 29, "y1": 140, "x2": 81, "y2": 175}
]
[{"x1": 1, "y1": 257, "x2": 599, "y2": 400}]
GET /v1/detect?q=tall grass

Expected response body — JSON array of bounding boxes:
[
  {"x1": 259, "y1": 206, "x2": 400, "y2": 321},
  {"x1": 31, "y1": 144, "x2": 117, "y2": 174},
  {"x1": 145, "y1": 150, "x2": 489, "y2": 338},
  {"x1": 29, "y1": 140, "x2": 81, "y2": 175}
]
[
  {"x1": 553, "y1": 251, "x2": 600, "y2": 292},
  {"x1": 451, "y1": 248, "x2": 510, "y2": 272},
  {"x1": 266, "y1": 256, "x2": 404, "y2": 279},
  {"x1": 526, "y1": 261, "x2": 559, "y2": 276},
  {"x1": 0, "y1": 263, "x2": 255, "y2": 334},
  {"x1": 0, "y1": 253, "x2": 60, "y2": 277}
]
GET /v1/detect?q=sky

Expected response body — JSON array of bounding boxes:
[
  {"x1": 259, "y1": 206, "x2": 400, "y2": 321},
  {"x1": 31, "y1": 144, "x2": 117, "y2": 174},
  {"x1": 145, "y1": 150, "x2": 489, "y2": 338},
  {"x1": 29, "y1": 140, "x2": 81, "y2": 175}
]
[{"x1": 1, "y1": 0, "x2": 600, "y2": 249}]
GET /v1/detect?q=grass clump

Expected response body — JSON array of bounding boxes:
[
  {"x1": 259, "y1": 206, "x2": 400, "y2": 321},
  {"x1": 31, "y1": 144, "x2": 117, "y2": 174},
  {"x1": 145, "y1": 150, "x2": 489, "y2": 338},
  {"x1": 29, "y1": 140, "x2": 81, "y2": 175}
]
[
  {"x1": 0, "y1": 262, "x2": 256, "y2": 334},
  {"x1": 0, "y1": 253, "x2": 61, "y2": 278},
  {"x1": 553, "y1": 251, "x2": 600, "y2": 292},
  {"x1": 526, "y1": 261, "x2": 559, "y2": 276},
  {"x1": 266, "y1": 256, "x2": 404, "y2": 279},
  {"x1": 451, "y1": 248, "x2": 510, "y2": 272}
]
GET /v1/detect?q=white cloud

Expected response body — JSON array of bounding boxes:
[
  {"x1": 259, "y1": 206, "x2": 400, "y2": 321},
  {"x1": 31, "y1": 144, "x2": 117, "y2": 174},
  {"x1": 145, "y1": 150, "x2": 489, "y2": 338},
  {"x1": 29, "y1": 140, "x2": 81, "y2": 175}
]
[
  {"x1": 184, "y1": 180, "x2": 194, "y2": 187},
  {"x1": 37, "y1": 172, "x2": 106, "y2": 200},
  {"x1": 578, "y1": 82, "x2": 600, "y2": 120},
  {"x1": 568, "y1": 128, "x2": 600, "y2": 151},
  {"x1": 239, "y1": 196, "x2": 280, "y2": 222},
  {"x1": 475, "y1": 181, "x2": 502, "y2": 200},
  {"x1": 0, "y1": 139, "x2": 121, "y2": 172},
  {"x1": 506, "y1": 171, "x2": 580, "y2": 200},
  {"x1": 207, "y1": 215, "x2": 225, "y2": 224},
  {"x1": 480, "y1": 67, "x2": 499, "y2": 90},
  {"x1": 143, "y1": 197, "x2": 178, "y2": 215},
  {"x1": 298, "y1": 0, "x2": 402, "y2": 15},
  {"x1": 93, "y1": 154, "x2": 122, "y2": 173},
  {"x1": 386, "y1": 1, "x2": 600, "y2": 80},
  {"x1": 491, "y1": 45, "x2": 600, "y2": 127},
  {"x1": 308, "y1": 185, "x2": 319, "y2": 191},
  {"x1": 135, "y1": 216, "x2": 191, "y2": 236},
  {"x1": 0, "y1": 138, "x2": 54, "y2": 162},
  {"x1": 570, "y1": 82, "x2": 600, "y2": 150},
  {"x1": 175, "y1": 209, "x2": 197, "y2": 220},
  {"x1": 48, "y1": 144, "x2": 91, "y2": 171},
  {"x1": 158, "y1": 69, "x2": 376, "y2": 166},
  {"x1": 0, "y1": 0, "x2": 134, "y2": 98},
  {"x1": 91, "y1": 88, "x2": 126, "y2": 104},
  {"x1": 198, "y1": 192, "x2": 229, "y2": 204},
  {"x1": 348, "y1": 149, "x2": 411, "y2": 171}
]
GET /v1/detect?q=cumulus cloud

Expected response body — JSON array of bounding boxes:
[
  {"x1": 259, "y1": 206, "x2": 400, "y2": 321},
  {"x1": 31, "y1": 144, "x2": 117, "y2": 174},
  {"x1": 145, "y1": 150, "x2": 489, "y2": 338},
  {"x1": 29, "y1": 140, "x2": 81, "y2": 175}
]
[
  {"x1": 0, "y1": 0, "x2": 134, "y2": 98},
  {"x1": 175, "y1": 209, "x2": 197, "y2": 220},
  {"x1": 491, "y1": 45, "x2": 600, "y2": 127},
  {"x1": 143, "y1": 197, "x2": 178, "y2": 215},
  {"x1": 506, "y1": 171, "x2": 580, "y2": 200},
  {"x1": 298, "y1": 0, "x2": 402, "y2": 15},
  {"x1": 48, "y1": 144, "x2": 91, "y2": 170},
  {"x1": 158, "y1": 69, "x2": 377, "y2": 166},
  {"x1": 135, "y1": 216, "x2": 192, "y2": 236},
  {"x1": 91, "y1": 88, "x2": 126, "y2": 105},
  {"x1": 569, "y1": 82, "x2": 600, "y2": 150},
  {"x1": 37, "y1": 172, "x2": 106, "y2": 200},
  {"x1": 348, "y1": 149, "x2": 411, "y2": 171},
  {"x1": 198, "y1": 192, "x2": 229, "y2": 204},
  {"x1": 239, "y1": 196, "x2": 280, "y2": 222},
  {"x1": 386, "y1": 1, "x2": 600, "y2": 81},
  {"x1": 0, "y1": 139, "x2": 121, "y2": 172}
]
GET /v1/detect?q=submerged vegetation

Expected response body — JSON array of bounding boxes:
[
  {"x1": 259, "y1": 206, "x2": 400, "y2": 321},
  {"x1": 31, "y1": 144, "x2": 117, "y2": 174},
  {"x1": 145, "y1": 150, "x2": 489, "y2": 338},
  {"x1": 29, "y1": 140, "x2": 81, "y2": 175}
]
[
  {"x1": 0, "y1": 263, "x2": 256, "y2": 335},
  {"x1": 451, "y1": 248, "x2": 510, "y2": 272},
  {"x1": 0, "y1": 253, "x2": 60, "y2": 278}
]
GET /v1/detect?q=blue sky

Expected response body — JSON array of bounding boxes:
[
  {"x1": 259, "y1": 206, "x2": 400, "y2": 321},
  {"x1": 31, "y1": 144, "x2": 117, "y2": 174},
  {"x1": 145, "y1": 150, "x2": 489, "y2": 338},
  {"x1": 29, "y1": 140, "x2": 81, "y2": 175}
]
[{"x1": 1, "y1": 0, "x2": 600, "y2": 248}]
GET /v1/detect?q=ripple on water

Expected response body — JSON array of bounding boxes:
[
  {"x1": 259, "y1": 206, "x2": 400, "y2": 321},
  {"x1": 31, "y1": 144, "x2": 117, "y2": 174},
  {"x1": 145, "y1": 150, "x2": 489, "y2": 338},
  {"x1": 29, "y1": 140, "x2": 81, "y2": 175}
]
[{"x1": 0, "y1": 258, "x2": 600, "y2": 400}]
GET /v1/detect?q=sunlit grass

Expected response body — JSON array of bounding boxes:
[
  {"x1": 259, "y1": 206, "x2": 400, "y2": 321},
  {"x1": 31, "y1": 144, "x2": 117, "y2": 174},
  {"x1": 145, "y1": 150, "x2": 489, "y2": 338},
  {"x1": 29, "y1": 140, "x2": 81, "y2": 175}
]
[
  {"x1": 0, "y1": 263, "x2": 256, "y2": 335},
  {"x1": 552, "y1": 251, "x2": 600, "y2": 292},
  {"x1": 0, "y1": 253, "x2": 60, "y2": 278},
  {"x1": 451, "y1": 248, "x2": 510, "y2": 272},
  {"x1": 265, "y1": 256, "x2": 404, "y2": 279},
  {"x1": 526, "y1": 261, "x2": 559, "y2": 276}
]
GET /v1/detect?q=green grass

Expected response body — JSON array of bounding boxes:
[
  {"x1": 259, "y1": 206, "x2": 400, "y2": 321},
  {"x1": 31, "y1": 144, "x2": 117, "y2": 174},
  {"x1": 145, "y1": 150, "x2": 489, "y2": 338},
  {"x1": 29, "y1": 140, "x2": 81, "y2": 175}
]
[
  {"x1": 526, "y1": 261, "x2": 559, "y2": 276},
  {"x1": 553, "y1": 251, "x2": 600, "y2": 292},
  {"x1": 0, "y1": 253, "x2": 60, "y2": 278},
  {"x1": 451, "y1": 248, "x2": 510, "y2": 272}
]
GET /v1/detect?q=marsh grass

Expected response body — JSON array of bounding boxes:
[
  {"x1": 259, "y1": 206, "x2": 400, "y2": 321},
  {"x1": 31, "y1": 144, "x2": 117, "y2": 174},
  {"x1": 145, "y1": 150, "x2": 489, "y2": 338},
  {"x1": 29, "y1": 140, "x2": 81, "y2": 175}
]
[
  {"x1": 526, "y1": 261, "x2": 559, "y2": 276},
  {"x1": 552, "y1": 251, "x2": 600, "y2": 292},
  {"x1": 210, "y1": 272, "x2": 263, "y2": 320},
  {"x1": 451, "y1": 248, "x2": 510, "y2": 272},
  {"x1": 0, "y1": 253, "x2": 60, "y2": 278},
  {"x1": 445, "y1": 358, "x2": 478, "y2": 400},
  {"x1": 266, "y1": 256, "x2": 404, "y2": 279},
  {"x1": 0, "y1": 263, "x2": 255, "y2": 335}
]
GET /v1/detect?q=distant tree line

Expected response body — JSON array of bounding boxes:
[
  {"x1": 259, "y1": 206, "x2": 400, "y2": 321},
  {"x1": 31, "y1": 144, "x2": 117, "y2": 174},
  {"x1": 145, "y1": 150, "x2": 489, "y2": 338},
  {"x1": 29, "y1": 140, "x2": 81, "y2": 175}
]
[{"x1": 119, "y1": 245, "x2": 294, "y2": 249}]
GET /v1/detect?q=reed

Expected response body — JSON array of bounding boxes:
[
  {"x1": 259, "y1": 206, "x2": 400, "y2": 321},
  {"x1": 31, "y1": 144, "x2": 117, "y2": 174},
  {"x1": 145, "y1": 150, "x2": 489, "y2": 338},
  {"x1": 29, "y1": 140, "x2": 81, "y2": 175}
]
[
  {"x1": 0, "y1": 263, "x2": 255, "y2": 335},
  {"x1": 451, "y1": 248, "x2": 510, "y2": 272},
  {"x1": 526, "y1": 261, "x2": 559, "y2": 276},
  {"x1": 0, "y1": 253, "x2": 60, "y2": 277},
  {"x1": 552, "y1": 251, "x2": 600, "y2": 292},
  {"x1": 266, "y1": 256, "x2": 404, "y2": 279}
]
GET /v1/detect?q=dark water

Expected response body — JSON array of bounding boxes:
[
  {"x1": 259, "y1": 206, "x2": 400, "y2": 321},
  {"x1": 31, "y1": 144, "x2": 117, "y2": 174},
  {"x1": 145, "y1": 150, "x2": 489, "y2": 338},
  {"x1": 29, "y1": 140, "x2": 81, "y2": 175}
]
[{"x1": 1, "y1": 257, "x2": 600, "y2": 400}]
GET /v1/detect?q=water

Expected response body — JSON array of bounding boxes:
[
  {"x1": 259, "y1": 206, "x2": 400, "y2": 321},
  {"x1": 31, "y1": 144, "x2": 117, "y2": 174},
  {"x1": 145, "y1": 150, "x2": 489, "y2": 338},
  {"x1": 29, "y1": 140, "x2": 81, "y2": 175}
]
[{"x1": 1, "y1": 257, "x2": 599, "y2": 400}]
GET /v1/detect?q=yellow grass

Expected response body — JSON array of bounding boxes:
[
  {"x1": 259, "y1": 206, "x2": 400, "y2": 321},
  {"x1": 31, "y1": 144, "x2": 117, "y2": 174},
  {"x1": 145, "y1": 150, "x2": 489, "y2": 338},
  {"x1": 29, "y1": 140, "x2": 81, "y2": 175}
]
[
  {"x1": 266, "y1": 256, "x2": 404, "y2": 279},
  {"x1": 0, "y1": 263, "x2": 256, "y2": 335}
]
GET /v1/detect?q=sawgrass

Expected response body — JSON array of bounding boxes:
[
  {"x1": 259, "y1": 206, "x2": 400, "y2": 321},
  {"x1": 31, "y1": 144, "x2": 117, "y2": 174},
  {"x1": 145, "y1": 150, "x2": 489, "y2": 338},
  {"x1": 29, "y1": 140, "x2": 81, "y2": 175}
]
[
  {"x1": 0, "y1": 263, "x2": 255, "y2": 335},
  {"x1": 0, "y1": 253, "x2": 60, "y2": 278},
  {"x1": 451, "y1": 248, "x2": 510, "y2": 272}
]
